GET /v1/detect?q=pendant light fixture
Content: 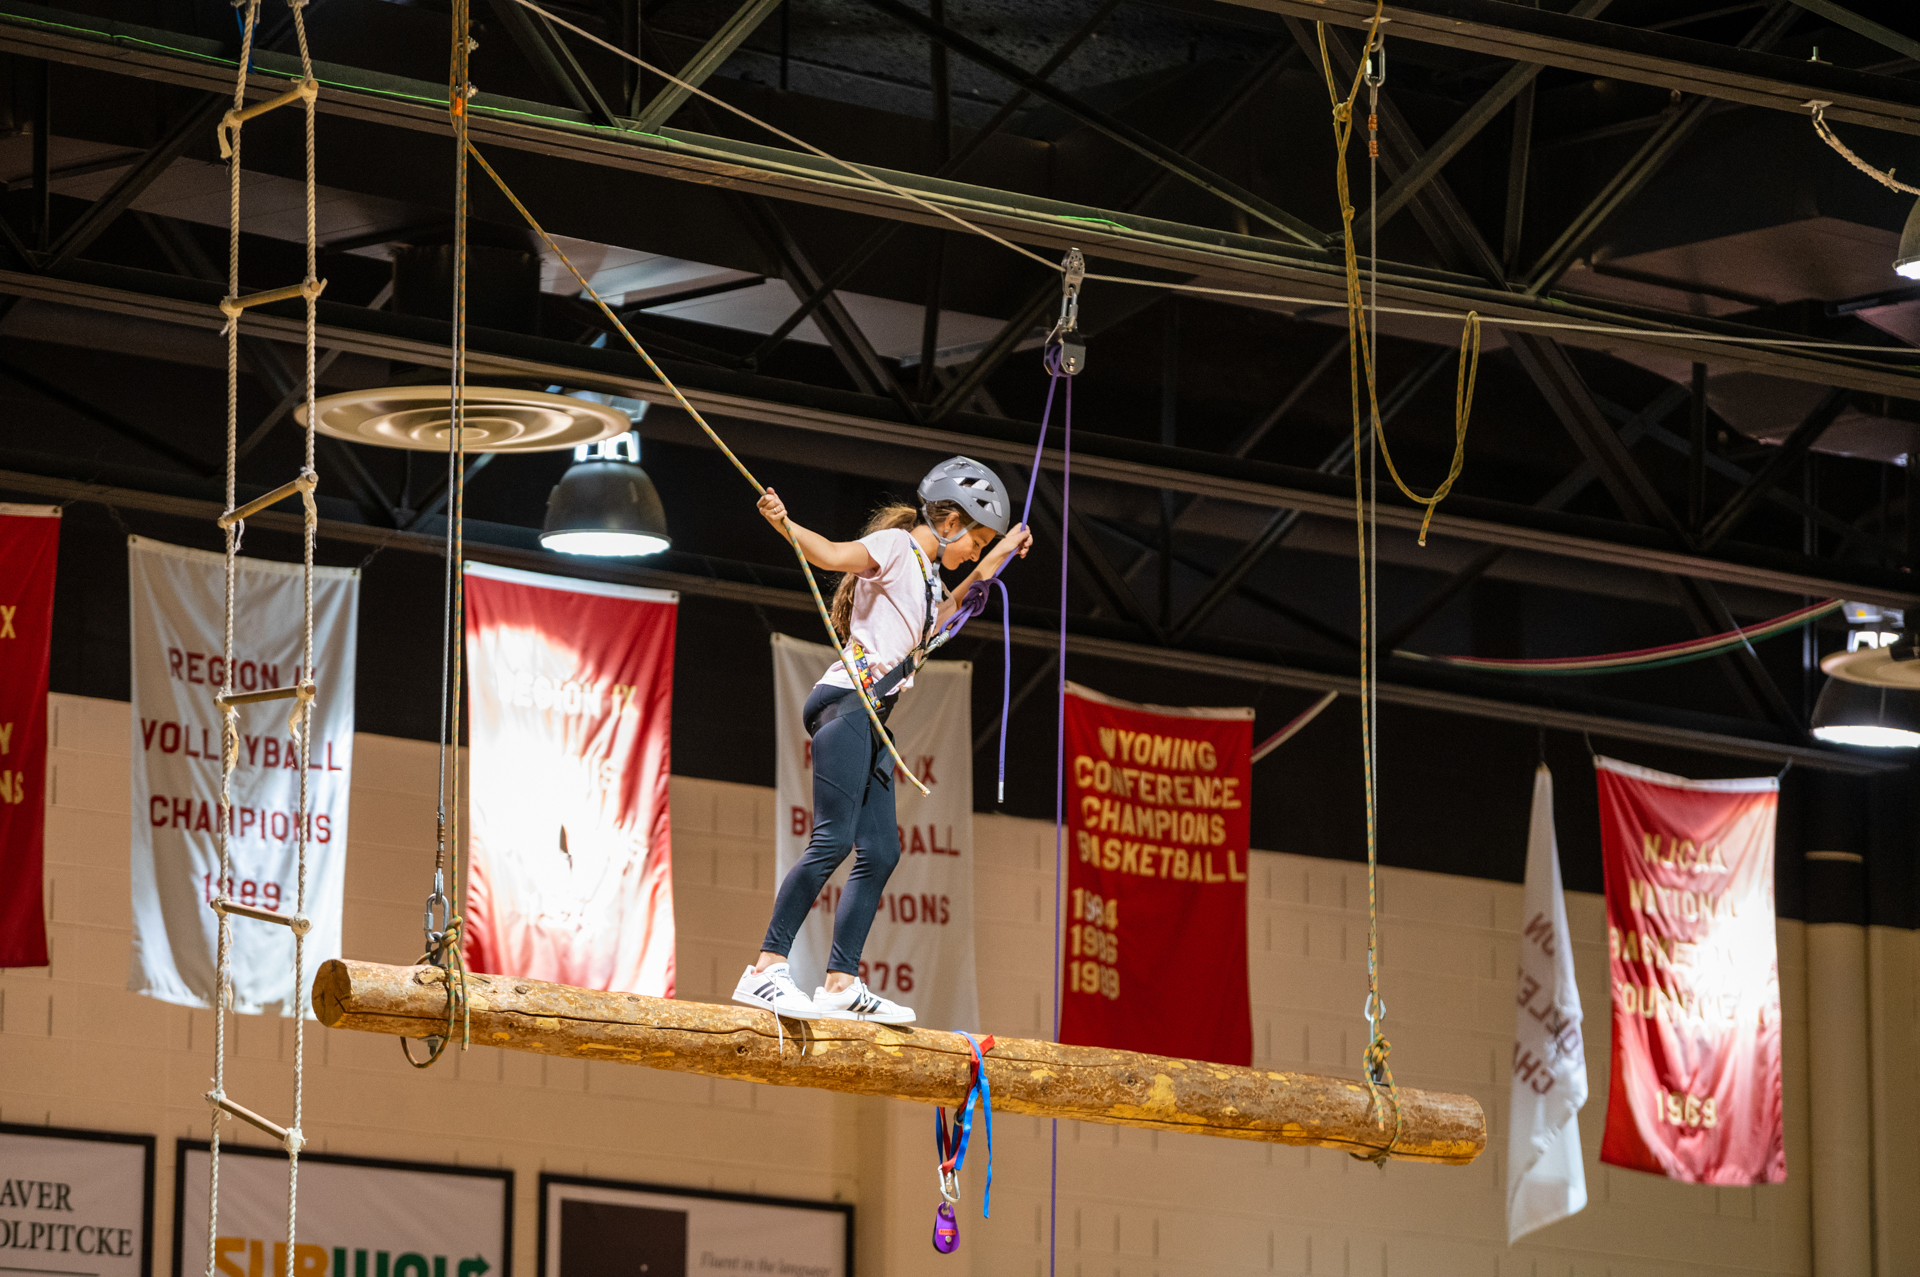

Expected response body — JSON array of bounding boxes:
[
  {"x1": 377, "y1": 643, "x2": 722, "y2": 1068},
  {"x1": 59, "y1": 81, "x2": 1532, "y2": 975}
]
[
  {"x1": 540, "y1": 431, "x2": 671, "y2": 557},
  {"x1": 1898, "y1": 198, "x2": 1920, "y2": 280},
  {"x1": 1812, "y1": 607, "x2": 1920, "y2": 747},
  {"x1": 1811, "y1": 676, "x2": 1920, "y2": 748}
]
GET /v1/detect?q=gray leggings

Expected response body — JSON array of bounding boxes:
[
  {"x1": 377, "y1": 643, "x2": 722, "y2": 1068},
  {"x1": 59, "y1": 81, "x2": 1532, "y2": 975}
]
[{"x1": 761, "y1": 683, "x2": 902, "y2": 975}]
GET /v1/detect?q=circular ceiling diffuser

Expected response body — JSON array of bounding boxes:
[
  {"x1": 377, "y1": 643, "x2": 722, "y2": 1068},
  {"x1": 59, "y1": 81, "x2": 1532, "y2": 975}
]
[
  {"x1": 1820, "y1": 646, "x2": 1920, "y2": 689},
  {"x1": 298, "y1": 384, "x2": 631, "y2": 453}
]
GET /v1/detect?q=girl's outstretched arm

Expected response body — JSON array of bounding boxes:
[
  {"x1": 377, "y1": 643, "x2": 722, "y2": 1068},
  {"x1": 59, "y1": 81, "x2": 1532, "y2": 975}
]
[{"x1": 758, "y1": 488, "x2": 878, "y2": 574}]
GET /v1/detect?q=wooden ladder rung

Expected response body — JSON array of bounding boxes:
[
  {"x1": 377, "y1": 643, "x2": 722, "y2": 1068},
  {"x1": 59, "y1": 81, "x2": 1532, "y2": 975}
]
[
  {"x1": 215, "y1": 681, "x2": 313, "y2": 707},
  {"x1": 212, "y1": 897, "x2": 312, "y2": 935},
  {"x1": 205, "y1": 1092, "x2": 305, "y2": 1152},
  {"x1": 219, "y1": 277, "x2": 327, "y2": 320},
  {"x1": 219, "y1": 472, "x2": 316, "y2": 528},
  {"x1": 217, "y1": 78, "x2": 319, "y2": 158}
]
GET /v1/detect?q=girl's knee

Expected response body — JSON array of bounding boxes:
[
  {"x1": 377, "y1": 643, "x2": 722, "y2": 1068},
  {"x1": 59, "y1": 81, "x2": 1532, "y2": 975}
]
[{"x1": 860, "y1": 839, "x2": 901, "y2": 875}]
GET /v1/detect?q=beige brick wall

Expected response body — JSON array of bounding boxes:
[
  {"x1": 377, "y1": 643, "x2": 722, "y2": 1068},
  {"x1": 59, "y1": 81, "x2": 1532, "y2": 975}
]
[{"x1": 4, "y1": 693, "x2": 1882, "y2": 1276}]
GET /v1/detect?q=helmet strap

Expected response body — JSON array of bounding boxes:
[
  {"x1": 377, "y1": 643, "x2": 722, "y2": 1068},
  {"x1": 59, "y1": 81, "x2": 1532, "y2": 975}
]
[{"x1": 922, "y1": 504, "x2": 969, "y2": 550}]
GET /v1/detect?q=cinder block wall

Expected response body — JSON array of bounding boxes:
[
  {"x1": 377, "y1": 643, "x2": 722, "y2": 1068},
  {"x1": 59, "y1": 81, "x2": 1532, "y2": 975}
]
[{"x1": 4, "y1": 693, "x2": 1883, "y2": 1276}]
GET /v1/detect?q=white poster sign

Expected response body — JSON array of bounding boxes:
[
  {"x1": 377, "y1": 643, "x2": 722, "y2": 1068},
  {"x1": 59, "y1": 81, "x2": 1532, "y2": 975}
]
[
  {"x1": 541, "y1": 1175, "x2": 847, "y2": 1277},
  {"x1": 0, "y1": 1125, "x2": 153, "y2": 1277},
  {"x1": 772, "y1": 633, "x2": 978, "y2": 1032},
  {"x1": 178, "y1": 1146, "x2": 509, "y2": 1277},
  {"x1": 1508, "y1": 763, "x2": 1589, "y2": 1242},
  {"x1": 128, "y1": 536, "x2": 358, "y2": 1014}
]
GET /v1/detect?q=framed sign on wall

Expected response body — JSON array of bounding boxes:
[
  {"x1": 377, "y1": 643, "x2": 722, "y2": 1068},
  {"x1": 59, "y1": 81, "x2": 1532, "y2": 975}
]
[
  {"x1": 538, "y1": 1175, "x2": 851, "y2": 1277},
  {"x1": 0, "y1": 1123, "x2": 156, "y2": 1277},
  {"x1": 174, "y1": 1144, "x2": 511, "y2": 1277}
]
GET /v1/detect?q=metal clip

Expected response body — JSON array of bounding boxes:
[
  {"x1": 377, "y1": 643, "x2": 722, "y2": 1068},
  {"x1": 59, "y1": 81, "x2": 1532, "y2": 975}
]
[
  {"x1": 1364, "y1": 37, "x2": 1386, "y2": 89},
  {"x1": 423, "y1": 867, "x2": 451, "y2": 960},
  {"x1": 938, "y1": 1167, "x2": 960, "y2": 1204},
  {"x1": 1045, "y1": 248, "x2": 1087, "y2": 376}
]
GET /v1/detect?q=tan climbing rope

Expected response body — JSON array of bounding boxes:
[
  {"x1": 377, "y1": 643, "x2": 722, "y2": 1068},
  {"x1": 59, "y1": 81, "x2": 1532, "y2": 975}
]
[
  {"x1": 401, "y1": 0, "x2": 479, "y2": 1071},
  {"x1": 204, "y1": 0, "x2": 326, "y2": 1269},
  {"x1": 1314, "y1": 4, "x2": 1412, "y2": 1163},
  {"x1": 463, "y1": 140, "x2": 931, "y2": 795}
]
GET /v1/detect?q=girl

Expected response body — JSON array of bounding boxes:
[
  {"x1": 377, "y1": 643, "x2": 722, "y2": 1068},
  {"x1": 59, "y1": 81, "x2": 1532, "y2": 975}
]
[{"x1": 734, "y1": 457, "x2": 1032, "y2": 1024}]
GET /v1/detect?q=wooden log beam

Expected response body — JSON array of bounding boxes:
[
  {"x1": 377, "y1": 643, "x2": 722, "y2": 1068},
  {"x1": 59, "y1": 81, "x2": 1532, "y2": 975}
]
[{"x1": 314, "y1": 960, "x2": 1485, "y2": 1165}]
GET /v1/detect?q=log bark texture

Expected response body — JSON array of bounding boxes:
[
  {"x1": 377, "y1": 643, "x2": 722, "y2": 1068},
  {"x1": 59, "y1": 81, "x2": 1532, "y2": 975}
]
[{"x1": 314, "y1": 960, "x2": 1485, "y2": 1165}]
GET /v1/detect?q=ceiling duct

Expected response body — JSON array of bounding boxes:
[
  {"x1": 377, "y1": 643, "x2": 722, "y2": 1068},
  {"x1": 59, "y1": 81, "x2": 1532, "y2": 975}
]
[{"x1": 390, "y1": 228, "x2": 543, "y2": 337}]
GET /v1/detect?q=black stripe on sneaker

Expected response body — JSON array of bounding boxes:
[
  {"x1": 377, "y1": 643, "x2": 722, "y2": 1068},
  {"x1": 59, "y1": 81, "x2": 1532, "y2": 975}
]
[{"x1": 755, "y1": 982, "x2": 777, "y2": 999}]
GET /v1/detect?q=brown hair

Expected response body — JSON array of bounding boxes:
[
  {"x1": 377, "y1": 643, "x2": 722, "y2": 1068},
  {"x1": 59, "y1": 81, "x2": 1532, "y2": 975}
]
[{"x1": 828, "y1": 498, "x2": 974, "y2": 642}]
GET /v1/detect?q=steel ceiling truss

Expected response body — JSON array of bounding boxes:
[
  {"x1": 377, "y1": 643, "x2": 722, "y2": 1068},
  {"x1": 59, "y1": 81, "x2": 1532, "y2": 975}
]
[
  {"x1": 3, "y1": 3, "x2": 1918, "y2": 399},
  {"x1": 2, "y1": 263, "x2": 1913, "y2": 612},
  {"x1": 1207, "y1": 0, "x2": 1920, "y2": 134}
]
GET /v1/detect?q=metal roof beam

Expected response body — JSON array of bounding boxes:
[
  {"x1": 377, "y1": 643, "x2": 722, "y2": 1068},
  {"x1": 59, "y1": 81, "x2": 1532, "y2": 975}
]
[
  {"x1": 1205, "y1": 0, "x2": 1920, "y2": 135},
  {"x1": 4, "y1": 3, "x2": 1913, "y2": 397},
  {"x1": 5, "y1": 260, "x2": 1916, "y2": 607}
]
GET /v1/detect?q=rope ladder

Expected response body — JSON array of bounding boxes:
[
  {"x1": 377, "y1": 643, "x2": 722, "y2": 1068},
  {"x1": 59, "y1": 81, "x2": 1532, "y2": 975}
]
[{"x1": 203, "y1": 1, "x2": 326, "y2": 1271}]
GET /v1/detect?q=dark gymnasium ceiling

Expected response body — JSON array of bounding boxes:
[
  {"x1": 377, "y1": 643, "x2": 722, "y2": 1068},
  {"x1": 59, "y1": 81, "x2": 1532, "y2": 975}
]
[{"x1": 5, "y1": 0, "x2": 1920, "y2": 792}]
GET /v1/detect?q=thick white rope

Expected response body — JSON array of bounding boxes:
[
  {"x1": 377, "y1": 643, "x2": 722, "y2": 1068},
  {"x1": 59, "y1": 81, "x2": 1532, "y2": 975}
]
[{"x1": 205, "y1": 5, "x2": 258, "y2": 1267}]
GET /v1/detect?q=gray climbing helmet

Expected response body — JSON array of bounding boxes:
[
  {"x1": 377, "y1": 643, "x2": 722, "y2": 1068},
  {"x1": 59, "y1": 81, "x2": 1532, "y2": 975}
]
[{"x1": 918, "y1": 455, "x2": 1011, "y2": 539}]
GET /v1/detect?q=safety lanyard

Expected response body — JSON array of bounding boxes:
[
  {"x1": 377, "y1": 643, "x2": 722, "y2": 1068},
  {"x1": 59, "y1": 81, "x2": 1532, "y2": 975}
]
[{"x1": 934, "y1": 1033, "x2": 995, "y2": 1213}]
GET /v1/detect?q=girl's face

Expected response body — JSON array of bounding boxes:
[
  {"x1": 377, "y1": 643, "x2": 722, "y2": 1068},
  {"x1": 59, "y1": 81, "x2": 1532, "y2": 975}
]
[{"x1": 938, "y1": 514, "x2": 996, "y2": 570}]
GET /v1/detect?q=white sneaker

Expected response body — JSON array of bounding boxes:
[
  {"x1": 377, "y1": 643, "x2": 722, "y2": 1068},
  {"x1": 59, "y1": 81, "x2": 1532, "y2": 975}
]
[
  {"x1": 732, "y1": 963, "x2": 823, "y2": 1019},
  {"x1": 813, "y1": 979, "x2": 916, "y2": 1024}
]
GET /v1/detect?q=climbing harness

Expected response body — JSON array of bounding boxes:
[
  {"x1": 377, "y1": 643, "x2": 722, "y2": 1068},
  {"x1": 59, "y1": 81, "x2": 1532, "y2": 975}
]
[
  {"x1": 1316, "y1": 5, "x2": 1408, "y2": 1163},
  {"x1": 203, "y1": 0, "x2": 325, "y2": 1271},
  {"x1": 1401, "y1": 598, "x2": 1844, "y2": 675},
  {"x1": 930, "y1": 1032, "x2": 996, "y2": 1253}
]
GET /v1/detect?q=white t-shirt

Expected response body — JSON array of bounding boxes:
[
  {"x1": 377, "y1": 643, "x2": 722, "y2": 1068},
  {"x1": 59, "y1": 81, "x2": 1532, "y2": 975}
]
[{"x1": 817, "y1": 528, "x2": 940, "y2": 694}]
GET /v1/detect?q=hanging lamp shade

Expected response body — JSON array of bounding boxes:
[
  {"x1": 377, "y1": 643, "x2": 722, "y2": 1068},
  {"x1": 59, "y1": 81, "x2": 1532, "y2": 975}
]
[
  {"x1": 1810, "y1": 676, "x2": 1920, "y2": 748},
  {"x1": 1897, "y1": 198, "x2": 1920, "y2": 280},
  {"x1": 540, "y1": 459, "x2": 671, "y2": 557}
]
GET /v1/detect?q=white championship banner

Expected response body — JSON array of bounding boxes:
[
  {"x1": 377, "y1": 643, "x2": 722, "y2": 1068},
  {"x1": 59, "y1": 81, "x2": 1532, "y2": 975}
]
[
  {"x1": 178, "y1": 1146, "x2": 508, "y2": 1277},
  {"x1": 773, "y1": 633, "x2": 978, "y2": 1032},
  {"x1": 127, "y1": 536, "x2": 357, "y2": 1014}
]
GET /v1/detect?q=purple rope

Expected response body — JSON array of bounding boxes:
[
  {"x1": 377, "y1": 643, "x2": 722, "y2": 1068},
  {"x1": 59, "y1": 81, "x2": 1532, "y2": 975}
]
[
  {"x1": 935, "y1": 364, "x2": 1064, "y2": 802},
  {"x1": 1047, "y1": 360, "x2": 1071, "y2": 1277}
]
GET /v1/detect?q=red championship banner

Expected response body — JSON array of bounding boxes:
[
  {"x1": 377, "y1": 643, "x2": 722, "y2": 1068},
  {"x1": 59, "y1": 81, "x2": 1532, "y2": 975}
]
[
  {"x1": 463, "y1": 562, "x2": 677, "y2": 996},
  {"x1": 0, "y1": 506, "x2": 58, "y2": 968},
  {"x1": 1062, "y1": 682, "x2": 1253, "y2": 1065},
  {"x1": 1595, "y1": 756, "x2": 1785, "y2": 1184}
]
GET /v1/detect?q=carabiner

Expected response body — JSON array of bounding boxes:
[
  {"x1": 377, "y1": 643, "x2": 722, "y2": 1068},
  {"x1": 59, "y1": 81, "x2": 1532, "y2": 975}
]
[{"x1": 1044, "y1": 248, "x2": 1088, "y2": 375}]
